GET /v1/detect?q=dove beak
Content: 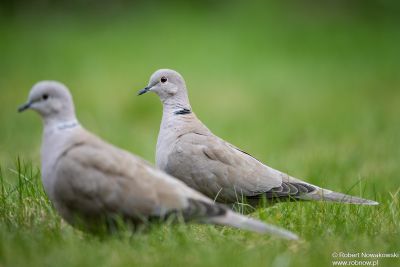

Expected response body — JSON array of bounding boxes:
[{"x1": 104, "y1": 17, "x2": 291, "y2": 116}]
[
  {"x1": 18, "y1": 101, "x2": 32, "y2": 113},
  {"x1": 137, "y1": 86, "x2": 151, "y2": 96}
]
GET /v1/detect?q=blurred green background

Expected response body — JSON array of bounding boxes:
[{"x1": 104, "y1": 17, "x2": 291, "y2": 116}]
[{"x1": 0, "y1": 0, "x2": 399, "y2": 266}]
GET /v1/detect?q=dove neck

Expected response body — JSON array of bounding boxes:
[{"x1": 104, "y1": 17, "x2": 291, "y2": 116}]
[
  {"x1": 162, "y1": 98, "x2": 192, "y2": 116},
  {"x1": 160, "y1": 98, "x2": 193, "y2": 131},
  {"x1": 161, "y1": 88, "x2": 191, "y2": 112},
  {"x1": 43, "y1": 114, "x2": 80, "y2": 133}
]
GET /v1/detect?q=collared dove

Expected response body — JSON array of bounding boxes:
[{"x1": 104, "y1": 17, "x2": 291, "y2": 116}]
[
  {"x1": 138, "y1": 69, "x2": 379, "y2": 207},
  {"x1": 17, "y1": 81, "x2": 298, "y2": 239}
]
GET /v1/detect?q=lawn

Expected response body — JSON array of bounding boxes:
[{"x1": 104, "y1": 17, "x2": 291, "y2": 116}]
[{"x1": 0, "y1": 1, "x2": 399, "y2": 266}]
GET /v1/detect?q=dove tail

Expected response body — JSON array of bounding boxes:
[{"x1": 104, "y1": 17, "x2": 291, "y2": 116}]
[
  {"x1": 209, "y1": 210, "x2": 299, "y2": 240},
  {"x1": 299, "y1": 188, "x2": 379, "y2": 205},
  {"x1": 248, "y1": 181, "x2": 378, "y2": 206}
]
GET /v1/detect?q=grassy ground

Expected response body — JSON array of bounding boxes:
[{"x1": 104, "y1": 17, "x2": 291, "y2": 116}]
[{"x1": 0, "y1": 2, "x2": 399, "y2": 266}]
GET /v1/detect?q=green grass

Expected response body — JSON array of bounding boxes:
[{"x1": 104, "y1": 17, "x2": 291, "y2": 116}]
[
  {"x1": 1, "y1": 1, "x2": 400, "y2": 266},
  {"x1": 0, "y1": 160, "x2": 399, "y2": 266}
]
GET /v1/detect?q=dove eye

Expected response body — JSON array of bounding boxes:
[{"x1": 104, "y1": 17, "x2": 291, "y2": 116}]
[
  {"x1": 42, "y1": 94, "x2": 49, "y2": 100},
  {"x1": 161, "y1": 77, "x2": 168, "y2": 83}
]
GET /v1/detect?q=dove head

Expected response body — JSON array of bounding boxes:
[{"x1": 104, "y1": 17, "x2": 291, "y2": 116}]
[
  {"x1": 18, "y1": 81, "x2": 76, "y2": 123},
  {"x1": 138, "y1": 69, "x2": 191, "y2": 109}
]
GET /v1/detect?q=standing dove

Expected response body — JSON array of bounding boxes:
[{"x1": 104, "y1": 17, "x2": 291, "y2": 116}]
[
  {"x1": 17, "y1": 81, "x2": 298, "y2": 239},
  {"x1": 138, "y1": 69, "x2": 378, "y2": 207}
]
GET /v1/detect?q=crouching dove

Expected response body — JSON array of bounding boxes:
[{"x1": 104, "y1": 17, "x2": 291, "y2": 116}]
[
  {"x1": 17, "y1": 81, "x2": 298, "y2": 239},
  {"x1": 138, "y1": 69, "x2": 379, "y2": 207}
]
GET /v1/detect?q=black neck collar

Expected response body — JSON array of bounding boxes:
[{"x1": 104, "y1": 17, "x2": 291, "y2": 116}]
[{"x1": 174, "y1": 108, "x2": 192, "y2": 115}]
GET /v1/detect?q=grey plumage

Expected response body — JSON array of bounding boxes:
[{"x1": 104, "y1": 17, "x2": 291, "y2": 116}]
[
  {"x1": 18, "y1": 80, "x2": 298, "y2": 240},
  {"x1": 139, "y1": 69, "x2": 379, "y2": 207}
]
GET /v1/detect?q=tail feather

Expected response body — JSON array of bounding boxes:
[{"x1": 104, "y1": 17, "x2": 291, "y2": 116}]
[
  {"x1": 209, "y1": 210, "x2": 299, "y2": 240},
  {"x1": 299, "y1": 188, "x2": 379, "y2": 205}
]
